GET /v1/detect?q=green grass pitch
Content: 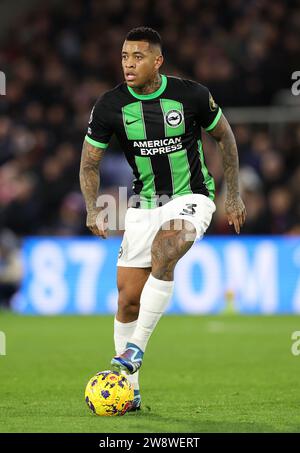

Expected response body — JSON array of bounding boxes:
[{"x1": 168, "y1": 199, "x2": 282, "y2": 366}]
[{"x1": 0, "y1": 313, "x2": 300, "y2": 433}]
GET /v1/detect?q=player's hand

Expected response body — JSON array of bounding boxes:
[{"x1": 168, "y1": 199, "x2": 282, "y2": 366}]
[
  {"x1": 86, "y1": 208, "x2": 108, "y2": 239},
  {"x1": 225, "y1": 195, "x2": 246, "y2": 234}
]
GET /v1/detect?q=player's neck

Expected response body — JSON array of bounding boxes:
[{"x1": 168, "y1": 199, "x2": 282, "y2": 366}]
[{"x1": 132, "y1": 73, "x2": 162, "y2": 95}]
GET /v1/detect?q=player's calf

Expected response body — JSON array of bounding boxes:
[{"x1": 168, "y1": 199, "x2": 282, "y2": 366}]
[
  {"x1": 117, "y1": 284, "x2": 141, "y2": 323},
  {"x1": 117, "y1": 294, "x2": 140, "y2": 323},
  {"x1": 116, "y1": 267, "x2": 150, "y2": 323}
]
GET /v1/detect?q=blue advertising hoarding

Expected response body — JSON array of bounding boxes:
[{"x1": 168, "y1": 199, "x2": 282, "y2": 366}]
[{"x1": 13, "y1": 236, "x2": 300, "y2": 314}]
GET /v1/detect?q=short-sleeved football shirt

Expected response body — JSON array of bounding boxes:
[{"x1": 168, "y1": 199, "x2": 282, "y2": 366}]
[{"x1": 85, "y1": 75, "x2": 222, "y2": 207}]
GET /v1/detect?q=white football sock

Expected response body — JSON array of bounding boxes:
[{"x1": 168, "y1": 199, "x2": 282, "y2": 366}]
[
  {"x1": 114, "y1": 317, "x2": 140, "y2": 391},
  {"x1": 129, "y1": 274, "x2": 174, "y2": 352}
]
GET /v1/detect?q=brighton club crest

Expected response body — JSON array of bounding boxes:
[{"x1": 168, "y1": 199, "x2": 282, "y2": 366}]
[{"x1": 165, "y1": 109, "x2": 184, "y2": 128}]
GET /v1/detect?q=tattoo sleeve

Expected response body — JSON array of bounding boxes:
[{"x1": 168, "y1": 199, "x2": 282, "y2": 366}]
[
  {"x1": 79, "y1": 139, "x2": 105, "y2": 212},
  {"x1": 208, "y1": 113, "x2": 240, "y2": 197}
]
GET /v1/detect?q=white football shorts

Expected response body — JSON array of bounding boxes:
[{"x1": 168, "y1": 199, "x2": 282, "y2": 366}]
[{"x1": 117, "y1": 193, "x2": 216, "y2": 268}]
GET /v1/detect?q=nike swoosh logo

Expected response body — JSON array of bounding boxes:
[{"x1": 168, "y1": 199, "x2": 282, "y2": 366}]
[
  {"x1": 126, "y1": 119, "x2": 139, "y2": 125},
  {"x1": 129, "y1": 347, "x2": 142, "y2": 362}
]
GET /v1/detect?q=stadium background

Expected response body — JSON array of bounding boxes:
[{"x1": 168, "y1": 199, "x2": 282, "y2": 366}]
[
  {"x1": 0, "y1": 0, "x2": 300, "y2": 434},
  {"x1": 0, "y1": 0, "x2": 299, "y2": 314}
]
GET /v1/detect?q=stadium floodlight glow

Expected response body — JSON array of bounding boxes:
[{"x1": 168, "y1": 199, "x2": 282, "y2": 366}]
[{"x1": 0, "y1": 71, "x2": 6, "y2": 95}]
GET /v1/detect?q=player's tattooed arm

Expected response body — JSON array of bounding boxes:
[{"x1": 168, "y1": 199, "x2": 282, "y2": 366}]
[
  {"x1": 208, "y1": 113, "x2": 246, "y2": 234},
  {"x1": 79, "y1": 139, "x2": 107, "y2": 238}
]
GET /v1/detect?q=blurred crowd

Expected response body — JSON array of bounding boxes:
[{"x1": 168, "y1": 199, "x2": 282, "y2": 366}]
[{"x1": 0, "y1": 0, "x2": 300, "y2": 302}]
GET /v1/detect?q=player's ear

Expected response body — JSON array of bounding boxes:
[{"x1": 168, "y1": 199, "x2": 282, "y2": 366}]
[{"x1": 154, "y1": 54, "x2": 164, "y2": 71}]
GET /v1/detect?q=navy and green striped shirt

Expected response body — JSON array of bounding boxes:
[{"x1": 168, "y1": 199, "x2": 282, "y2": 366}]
[{"x1": 85, "y1": 75, "x2": 222, "y2": 208}]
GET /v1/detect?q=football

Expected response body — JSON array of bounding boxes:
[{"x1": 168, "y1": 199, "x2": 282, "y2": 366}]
[{"x1": 85, "y1": 370, "x2": 134, "y2": 416}]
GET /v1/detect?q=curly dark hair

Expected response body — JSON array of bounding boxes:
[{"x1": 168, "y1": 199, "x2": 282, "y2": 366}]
[{"x1": 125, "y1": 26, "x2": 162, "y2": 51}]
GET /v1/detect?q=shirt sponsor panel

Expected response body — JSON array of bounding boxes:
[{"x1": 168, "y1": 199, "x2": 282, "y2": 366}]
[{"x1": 133, "y1": 137, "x2": 183, "y2": 155}]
